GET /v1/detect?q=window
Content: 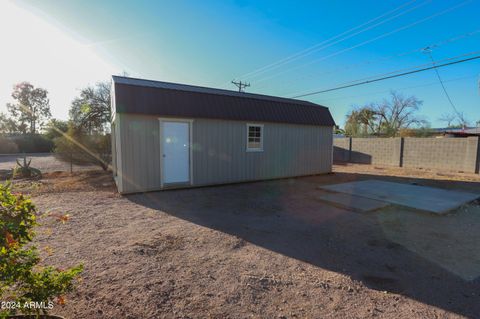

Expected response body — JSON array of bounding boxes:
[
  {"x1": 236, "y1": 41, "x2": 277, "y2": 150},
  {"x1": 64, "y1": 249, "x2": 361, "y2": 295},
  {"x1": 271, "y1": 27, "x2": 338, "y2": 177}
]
[{"x1": 247, "y1": 124, "x2": 263, "y2": 151}]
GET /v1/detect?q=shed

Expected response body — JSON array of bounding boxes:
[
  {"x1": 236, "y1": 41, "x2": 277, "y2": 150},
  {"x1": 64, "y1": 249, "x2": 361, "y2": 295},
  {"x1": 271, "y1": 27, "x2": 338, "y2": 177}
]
[{"x1": 110, "y1": 76, "x2": 335, "y2": 194}]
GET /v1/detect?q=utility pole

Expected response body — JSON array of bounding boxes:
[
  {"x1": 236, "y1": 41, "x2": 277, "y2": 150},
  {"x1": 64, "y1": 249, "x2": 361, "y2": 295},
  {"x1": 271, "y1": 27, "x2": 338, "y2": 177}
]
[{"x1": 231, "y1": 80, "x2": 250, "y2": 92}]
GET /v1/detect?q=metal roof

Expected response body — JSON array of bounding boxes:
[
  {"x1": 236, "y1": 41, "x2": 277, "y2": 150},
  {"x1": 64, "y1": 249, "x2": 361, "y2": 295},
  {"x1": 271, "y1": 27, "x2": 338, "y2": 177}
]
[
  {"x1": 112, "y1": 76, "x2": 335, "y2": 126},
  {"x1": 444, "y1": 127, "x2": 480, "y2": 136}
]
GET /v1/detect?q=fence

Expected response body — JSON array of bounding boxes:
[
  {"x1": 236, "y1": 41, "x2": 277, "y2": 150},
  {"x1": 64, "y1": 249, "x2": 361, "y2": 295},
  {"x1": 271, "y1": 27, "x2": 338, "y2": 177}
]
[
  {"x1": 334, "y1": 136, "x2": 480, "y2": 174},
  {"x1": 0, "y1": 153, "x2": 105, "y2": 174}
]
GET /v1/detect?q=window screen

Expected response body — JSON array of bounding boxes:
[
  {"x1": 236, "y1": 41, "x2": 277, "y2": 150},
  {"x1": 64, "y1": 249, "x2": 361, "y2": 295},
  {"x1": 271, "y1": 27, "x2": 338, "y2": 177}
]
[{"x1": 247, "y1": 124, "x2": 263, "y2": 151}]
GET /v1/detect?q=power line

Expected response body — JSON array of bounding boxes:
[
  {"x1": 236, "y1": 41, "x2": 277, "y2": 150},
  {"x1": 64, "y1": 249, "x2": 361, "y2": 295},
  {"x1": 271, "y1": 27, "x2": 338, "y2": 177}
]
[
  {"x1": 291, "y1": 55, "x2": 480, "y2": 98},
  {"x1": 236, "y1": 0, "x2": 426, "y2": 81},
  {"x1": 315, "y1": 74, "x2": 478, "y2": 103},
  {"x1": 253, "y1": 0, "x2": 472, "y2": 85},
  {"x1": 256, "y1": 29, "x2": 480, "y2": 92},
  {"x1": 231, "y1": 80, "x2": 250, "y2": 92},
  {"x1": 288, "y1": 50, "x2": 480, "y2": 97},
  {"x1": 235, "y1": 0, "x2": 420, "y2": 80},
  {"x1": 422, "y1": 48, "x2": 462, "y2": 118},
  {"x1": 314, "y1": 50, "x2": 479, "y2": 91}
]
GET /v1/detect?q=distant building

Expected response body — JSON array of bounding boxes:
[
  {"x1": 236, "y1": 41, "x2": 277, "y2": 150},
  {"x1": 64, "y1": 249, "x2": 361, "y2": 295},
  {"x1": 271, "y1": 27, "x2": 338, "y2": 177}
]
[{"x1": 434, "y1": 127, "x2": 480, "y2": 138}]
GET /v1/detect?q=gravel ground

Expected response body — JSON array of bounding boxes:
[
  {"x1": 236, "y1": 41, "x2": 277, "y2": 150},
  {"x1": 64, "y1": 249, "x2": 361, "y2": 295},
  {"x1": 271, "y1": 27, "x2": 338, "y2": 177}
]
[{"x1": 17, "y1": 164, "x2": 480, "y2": 318}]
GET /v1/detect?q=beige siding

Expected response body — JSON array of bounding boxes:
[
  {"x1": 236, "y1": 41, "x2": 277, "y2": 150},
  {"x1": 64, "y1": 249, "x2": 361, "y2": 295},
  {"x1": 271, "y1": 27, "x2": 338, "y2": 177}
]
[
  {"x1": 118, "y1": 114, "x2": 161, "y2": 193},
  {"x1": 193, "y1": 119, "x2": 332, "y2": 186},
  {"x1": 112, "y1": 114, "x2": 123, "y2": 192},
  {"x1": 117, "y1": 114, "x2": 333, "y2": 193},
  {"x1": 111, "y1": 122, "x2": 117, "y2": 174}
]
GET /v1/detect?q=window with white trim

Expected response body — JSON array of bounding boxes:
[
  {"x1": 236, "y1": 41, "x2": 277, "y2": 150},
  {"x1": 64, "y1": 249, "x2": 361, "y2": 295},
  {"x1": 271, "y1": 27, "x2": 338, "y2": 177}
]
[{"x1": 247, "y1": 124, "x2": 263, "y2": 151}]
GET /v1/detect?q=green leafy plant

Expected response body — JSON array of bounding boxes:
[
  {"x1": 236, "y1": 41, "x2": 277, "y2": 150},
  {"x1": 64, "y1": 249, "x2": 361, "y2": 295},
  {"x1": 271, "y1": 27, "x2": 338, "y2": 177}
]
[
  {"x1": 0, "y1": 182, "x2": 82, "y2": 318},
  {"x1": 13, "y1": 156, "x2": 42, "y2": 179}
]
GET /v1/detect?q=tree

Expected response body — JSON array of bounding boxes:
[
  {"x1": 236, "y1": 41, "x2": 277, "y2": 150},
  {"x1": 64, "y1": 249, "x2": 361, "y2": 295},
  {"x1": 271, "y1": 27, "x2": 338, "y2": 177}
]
[
  {"x1": 456, "y1": 112, "x2": 469, "y2": 128},
  {"x1": 0, "y1": 112, "x2": 19, "y2": 134},
  {"x1": 439, "y1": 112, "x2": 470, "y2": 128},
  {"x1": 69, "y1": 81, "x2": 111, "y2": 133},
  {"x1": 438, "y1": 113, "x2": 457, "y2": 128},
  {"x1": 345, "y1": 108, "x2": 378, "y2": 137},
  {"x1": 334, "y1": 125, "x2": 345, "y2": 135},
  {"x1": 44, "y1": 118, "x2": 69, "y2": 140},
  {"x1": 373, "y1": 91, "x2": 424, "y2": 136},
  {"x1": 6, "y1": 82, "x2": 51, "y2": 134},
  {"x1": 345, "y1": 91, "x2": 425, "y2": 137}
]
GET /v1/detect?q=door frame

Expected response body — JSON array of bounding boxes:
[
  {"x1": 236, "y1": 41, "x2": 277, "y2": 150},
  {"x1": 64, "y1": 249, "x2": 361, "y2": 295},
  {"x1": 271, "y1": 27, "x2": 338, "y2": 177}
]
[{"x1": 158, "y1": 118, "x2": 194, "y2": 188}]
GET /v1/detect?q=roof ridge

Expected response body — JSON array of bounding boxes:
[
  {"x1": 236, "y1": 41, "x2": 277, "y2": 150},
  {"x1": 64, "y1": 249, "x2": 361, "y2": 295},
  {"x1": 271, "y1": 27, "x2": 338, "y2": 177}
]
[
  {"x1": 111, "y1": 75, "x2": 327, "y2": 110},
  {"x1": 113, "y1": 76, "x2": 335, "y2": 126}
]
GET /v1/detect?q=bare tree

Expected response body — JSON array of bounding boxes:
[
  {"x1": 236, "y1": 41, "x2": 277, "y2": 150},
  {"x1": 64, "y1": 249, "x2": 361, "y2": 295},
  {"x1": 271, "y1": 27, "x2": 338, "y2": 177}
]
[
  {"x1": 439, "y1": 111, "x2": 471, "y2": 128},
  {"x1": 456, "y1": 112, "x2": 469, "y2": 128},
  {"x1": 345, "y1": 91, "x2": 425, "y2": 137},
  {"x1": 438, "y1": 113, "x2": 457, "y2": 128},
  {"x1": 372, "y1": 91, "x2": 424, "y2": 136}
]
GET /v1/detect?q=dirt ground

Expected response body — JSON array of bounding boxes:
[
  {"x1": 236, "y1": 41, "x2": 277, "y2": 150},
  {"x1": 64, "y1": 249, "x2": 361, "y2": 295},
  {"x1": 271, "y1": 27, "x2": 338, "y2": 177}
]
[{"x1": 12, "y1": 164, "x2": 480, "y2": 318}]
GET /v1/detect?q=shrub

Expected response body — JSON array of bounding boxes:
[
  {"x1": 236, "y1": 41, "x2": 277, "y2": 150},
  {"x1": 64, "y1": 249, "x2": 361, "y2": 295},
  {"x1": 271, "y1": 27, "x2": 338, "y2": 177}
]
[
  {"x1": 44, "y1": 119, "x2": 69, "y2": 141},
  {"x1": 0, "y1": 183, "x2": 82, "y2": 317},
  {"x1": 10, "y1": 134, "x2": 54, "y2": 153},
  {"x1": 0, "y1": 137, "x2": 18, "y2": 154},
  {"x1": 13, "y1": 156, "x2": 42, "y2": 179},
  {"x1": 54, "y1": 126, "x2": 111, "y2": 171}
]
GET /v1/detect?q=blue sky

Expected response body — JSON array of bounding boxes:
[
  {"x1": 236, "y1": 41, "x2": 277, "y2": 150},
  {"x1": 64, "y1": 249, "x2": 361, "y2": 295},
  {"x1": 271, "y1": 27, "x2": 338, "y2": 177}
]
[{"x1": 1, "y1": 0, "x2": 479, "y2": 127}]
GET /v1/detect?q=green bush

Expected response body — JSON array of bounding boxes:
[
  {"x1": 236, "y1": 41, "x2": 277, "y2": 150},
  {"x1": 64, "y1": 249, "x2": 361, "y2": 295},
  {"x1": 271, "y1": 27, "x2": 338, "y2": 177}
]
[
  {"x1": 9, "y1": 134, "x2": 54, "y2": 153},
  {"x1": 0, "y1": 137, "x2": 18, "y2": 154},
  {"x1": 0, "y1": 183, "x2": 82, "y2": 317},
  {"x1": 44, "y1": 119, "x2": 69, "y2": 141}
]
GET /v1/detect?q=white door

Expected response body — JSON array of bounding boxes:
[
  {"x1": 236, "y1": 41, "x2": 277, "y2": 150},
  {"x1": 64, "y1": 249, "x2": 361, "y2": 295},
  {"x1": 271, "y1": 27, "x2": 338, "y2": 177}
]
[{"x1": 162, "y1": 121, "x2": 190, "y2": 184}]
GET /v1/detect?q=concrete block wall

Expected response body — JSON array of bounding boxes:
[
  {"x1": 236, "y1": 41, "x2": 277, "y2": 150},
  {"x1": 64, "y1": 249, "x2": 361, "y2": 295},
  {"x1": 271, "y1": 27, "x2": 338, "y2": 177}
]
[
  {"x1": 477, "y1": 140, "x2": 480, "y2": 174},
  {"x1": 351, "y1": 138, "x2": 402, "y2": 166},
  {"x1": 333, "y1": 138, "x2": 350, "y2": 162},
  {"x1": 469, "y1": 137, "x2": 479, "y2": 174},
  {"x1": 403, "y1": 137, "x2": 477, "y2": 173},
  {"x1": 333, "y1": 136, "x2": 480, "y2": 174}
]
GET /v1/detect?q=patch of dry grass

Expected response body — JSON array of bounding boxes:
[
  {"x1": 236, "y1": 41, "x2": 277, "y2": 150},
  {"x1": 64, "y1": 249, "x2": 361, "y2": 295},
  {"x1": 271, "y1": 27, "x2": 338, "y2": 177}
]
[{"x1": 10, "y1": 170, "x2": 116, "y2": 195}]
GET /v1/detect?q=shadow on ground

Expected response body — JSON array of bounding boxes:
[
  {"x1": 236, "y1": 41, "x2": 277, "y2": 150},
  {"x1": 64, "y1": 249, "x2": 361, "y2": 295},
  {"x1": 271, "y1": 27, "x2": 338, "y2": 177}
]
[{"x1": 127, "y1": 171, "x2": 480, "y2": 318}]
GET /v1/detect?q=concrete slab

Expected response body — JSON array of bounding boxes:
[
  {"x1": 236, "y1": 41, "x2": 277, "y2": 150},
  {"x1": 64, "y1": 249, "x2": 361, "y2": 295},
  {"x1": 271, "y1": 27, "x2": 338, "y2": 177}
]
[
  {"x1": 317, "y1": 192, "x2": 390, "y2": 213},
  {"x1": 319, "y1": 180, "x2": 479, "y2": 214}
]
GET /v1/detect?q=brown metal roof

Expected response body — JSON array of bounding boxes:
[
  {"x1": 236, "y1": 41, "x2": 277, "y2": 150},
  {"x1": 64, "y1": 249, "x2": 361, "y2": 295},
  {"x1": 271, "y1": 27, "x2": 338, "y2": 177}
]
[
  {"x1": 112, "y1": 76, "x2": 335, "y2": 126},
  {"x1": 444, "y1": 127, "x2": 480, "y2": 137}
]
